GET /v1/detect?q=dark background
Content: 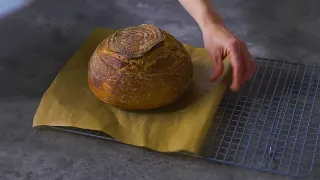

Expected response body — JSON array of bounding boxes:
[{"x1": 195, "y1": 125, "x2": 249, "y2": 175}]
[{"x1": 0, "y1": 0, "x2": 319, "y2": 179}]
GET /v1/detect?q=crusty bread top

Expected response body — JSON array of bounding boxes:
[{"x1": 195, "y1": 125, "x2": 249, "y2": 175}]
[
  {"x1": 106, "y1": 24, "x2": 165, "y2": 58},
  {"x1": 95, "y1": 24, "x2": 191, "y2": 76}
]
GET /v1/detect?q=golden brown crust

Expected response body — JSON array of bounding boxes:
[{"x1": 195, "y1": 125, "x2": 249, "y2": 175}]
[
  {"x1": 88, "y1": 24, "x2": 193, "y2": 110},
  {"x1": 106, "y1": 24, "x2": 165, "y2": 58}
]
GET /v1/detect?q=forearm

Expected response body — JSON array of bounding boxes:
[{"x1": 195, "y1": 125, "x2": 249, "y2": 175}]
[{"x1": 178, "y1": 0, "x2": 223, "y2": 30}]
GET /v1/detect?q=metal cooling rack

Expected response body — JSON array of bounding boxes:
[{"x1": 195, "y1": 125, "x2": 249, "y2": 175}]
[{"x1": 50, "y1": 57, "x2": 320, "y2": 177}]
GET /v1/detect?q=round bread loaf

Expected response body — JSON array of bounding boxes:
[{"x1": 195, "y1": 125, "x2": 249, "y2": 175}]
[{"x1": 88, "y1": 24, "x2": 193, "y2": 110}]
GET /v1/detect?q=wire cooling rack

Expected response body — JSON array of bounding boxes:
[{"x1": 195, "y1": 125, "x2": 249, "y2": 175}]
[{"x1": 50, "y1": 57, "x2": 320, "y2": 177}]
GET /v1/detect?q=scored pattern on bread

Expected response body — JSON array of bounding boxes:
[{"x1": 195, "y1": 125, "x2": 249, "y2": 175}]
[
  {"x1": 106, "y1": 24, "x2": 165, "y2": 58},
  {"x1": 88, "y1": 24, "x2": 193, "y2": 110}
]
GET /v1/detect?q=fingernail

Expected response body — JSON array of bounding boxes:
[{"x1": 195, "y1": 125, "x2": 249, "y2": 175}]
[{"x1": 230, "y1": 85, "x2": 238, "y2": 92}]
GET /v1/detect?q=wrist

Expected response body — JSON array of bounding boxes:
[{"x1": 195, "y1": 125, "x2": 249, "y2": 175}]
[
  {"x1": 198, "y1": 10, "x2": 224, "y2": 31},
  {"x1": 200, "y1": 20, "x2": 227, "y2": 38}
]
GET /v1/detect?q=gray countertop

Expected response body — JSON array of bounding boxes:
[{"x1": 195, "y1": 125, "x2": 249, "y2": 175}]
[{"x1": 1, "y1": 0, "x2": 320, "y2": 179}]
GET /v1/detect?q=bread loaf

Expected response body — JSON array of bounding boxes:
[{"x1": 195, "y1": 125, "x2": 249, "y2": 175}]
[{"x1": 88, "y1": 24, "x2": 193, "y2": 110}]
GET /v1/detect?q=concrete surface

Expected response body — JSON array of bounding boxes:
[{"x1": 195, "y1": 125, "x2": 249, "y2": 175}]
[{"x1": 1, "y1": 0, "x2": 320, "y2": 179}]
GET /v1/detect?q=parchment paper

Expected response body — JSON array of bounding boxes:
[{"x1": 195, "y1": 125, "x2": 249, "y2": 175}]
[{"x1": 33, "y1": 28, "x2": 232, "y2": 154}]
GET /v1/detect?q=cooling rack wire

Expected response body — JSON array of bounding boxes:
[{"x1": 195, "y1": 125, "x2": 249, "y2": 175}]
[{"x1": 50, "y1": 57, "x2": 320, "y2": 177}]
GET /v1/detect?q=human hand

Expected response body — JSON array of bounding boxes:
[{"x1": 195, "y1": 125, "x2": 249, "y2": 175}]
[{"x1": 202, "y1": 24, "x2": 256, "y2": 92}]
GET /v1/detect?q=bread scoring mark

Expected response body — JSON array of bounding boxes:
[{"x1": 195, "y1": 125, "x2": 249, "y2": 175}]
[
  {"x1": 100, "y1": 27, "x2": 191, "y2": 76},
  {"x1": 106, "y1": 24, "x2": 165, "y2": 58}
]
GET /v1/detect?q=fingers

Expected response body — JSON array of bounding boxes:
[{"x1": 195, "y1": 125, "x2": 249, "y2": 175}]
[
  {"x1": 227, "y1": 40, "x2": 256, "y2": 92},
  {"x1": 240, "y1": 41, "x2": 256, "y2": 83},
  {"x1": 210, "y1": 51, "x2": 224, "y2": 82},
  {"x1": 204, "y1": 33, "x2": 255, "y2": 91},
  {"x1": 228, "y1": 41, "x2": 243, "y2": 92}
]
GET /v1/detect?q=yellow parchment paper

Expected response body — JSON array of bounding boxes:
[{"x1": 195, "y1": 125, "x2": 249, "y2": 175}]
[{"x1": 33, "y1": 28, "x2": 232, "y2": 154}]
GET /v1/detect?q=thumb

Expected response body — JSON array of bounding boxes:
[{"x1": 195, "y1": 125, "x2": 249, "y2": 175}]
[{"x1": 210, "y1": 52, "x2": 224, "y2": 82}]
